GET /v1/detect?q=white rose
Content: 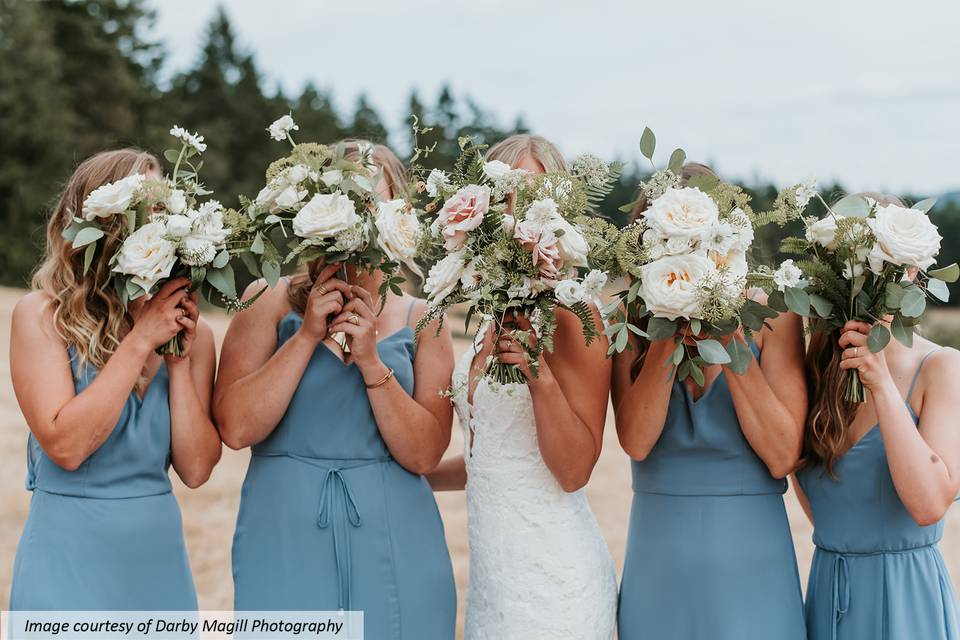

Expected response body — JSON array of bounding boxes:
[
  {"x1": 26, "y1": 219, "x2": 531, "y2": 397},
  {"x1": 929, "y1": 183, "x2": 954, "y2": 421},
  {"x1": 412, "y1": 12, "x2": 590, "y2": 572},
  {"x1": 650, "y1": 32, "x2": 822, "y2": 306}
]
[
  {"x1": 82, "y1": 174, "x2": 144, "y2": 220},
  {"x1": 113, "y1": 221, "x2": 176, "y2": 293},
  {"x1": 179, "y1": 236, "x2": 217, "y2": 267},
  {"x1": 375, "y1": 199, "x2": 421, "y2": 272},
  {"x1": 644, "y1": 187, "x2": 719, "y2": 241},
  {"x1": 581, "y1": 269, "x2": 608, "y2": 299},
  {"x1": 483, "y1": 160, "x2": 513, "y2": 182},
  {"x1": 866, "y1": 243, "x2": 887, "y2": 274},
  {"x1": 664, "y1": 236, "x2": 692, "y2": 256},
  {"x1": 552, "y1": 217, "x2": 589, "y2": 268},
  {"x1": 554, "y1": 279, "x2": 585, "y2": 306},
  {"x1": 772, "y1": 259, "x2": 803, "y2": 291},
  {"x1": 165, "y1": 189, "x2": 187, "y2": 215},
  {"x1": 424, "y1": 252, "x2": 467, "y2": 303},
  {"x1": 275, "y1": 185, "x2": 307, "y2": 209},
  {"x1": 165, "y1": 214, "x2": 193, "y2": 238},
  {"x1": 292, "y1": 192, "x2": 360, "y2": 239},
  {"x1": 255, "y1": 184, "x2": 280, "y2": 208},
  {"x1": 806, "y1": 216, "x2": 841, "y2": 250},
  {"x1": 321, "y1": 170, "x2": 343, "y2": 187},
  {"x1": 639, "y1": 253, "x2": 716, "y2": 320},
  {"x1": 268, "y1": 115, "x2": 298, "y2": 141},
  {"x1": 868, "y1": 204, "x2": 941, "y2": 269},
  {"x1": 426, "y1": 169, "x2": 451, "y2": 197}
]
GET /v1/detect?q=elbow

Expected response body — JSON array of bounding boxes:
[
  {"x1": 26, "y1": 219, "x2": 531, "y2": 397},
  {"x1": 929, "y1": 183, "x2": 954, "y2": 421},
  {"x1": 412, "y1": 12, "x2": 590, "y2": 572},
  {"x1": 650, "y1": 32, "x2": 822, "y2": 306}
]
[
  {"x1": 908, "y1": 499, "x2": 951, "y2": 528},
  {"x1": 49, "y1": 451, "x2": 84, "y2": 472},
  {"x1": 407, "y1": 449, "x2": 445, "y2": 476},
  {"x1": 767, "y1": 460, "x2": 797, "y2": 481},
  {"x1": 180, "y1": 469, "x2": 211, "y2": 490},
  {"x1": 220, "y1": 428, "x2": 249, "y2": 451},
  {"x1": 557, "y1": 465, "x2": 594, "y2": 493},
  {"x1": 217, "y1": 413, "x2": 252, "y2": 451}
]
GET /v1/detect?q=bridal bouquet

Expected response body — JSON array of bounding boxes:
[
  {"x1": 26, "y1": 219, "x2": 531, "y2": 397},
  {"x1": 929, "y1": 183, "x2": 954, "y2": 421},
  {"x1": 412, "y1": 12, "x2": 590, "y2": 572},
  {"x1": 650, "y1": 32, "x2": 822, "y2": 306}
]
[
  {"x1": 415, "y1": 136, "x2": 621, "y2": 384},
  {"x1": 244, "y1": 115, "x2": 418, "y2": 298},
  {"x1": 772, "y1": 191, "x2": 958, "y2": 402},
  {"x1": 65, "y1": 126, "x2": 262, "y2": 356},
  {"x1": 602, "y1": 128, "x2": 794, "y2": 383}
]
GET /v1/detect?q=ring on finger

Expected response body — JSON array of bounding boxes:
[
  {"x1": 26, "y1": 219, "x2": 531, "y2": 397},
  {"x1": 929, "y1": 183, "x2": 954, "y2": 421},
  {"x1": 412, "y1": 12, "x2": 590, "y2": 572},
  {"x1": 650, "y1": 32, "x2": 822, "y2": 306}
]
[
  {"x1": 349, "y1": 314, "x2": 360, "y2": 325},
  {"x1": 855, "y1": 347, "x2": 860, "y2": 357},
  {"x1": 317, "y1": 284, "x2": 328, "y2": 295}
]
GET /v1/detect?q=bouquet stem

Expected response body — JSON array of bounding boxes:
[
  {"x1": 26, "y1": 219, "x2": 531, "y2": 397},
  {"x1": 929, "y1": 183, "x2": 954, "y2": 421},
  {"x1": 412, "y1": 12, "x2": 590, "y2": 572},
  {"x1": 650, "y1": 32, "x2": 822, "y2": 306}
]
[
  {"x1": 846, "y1": 368, "x2": 866, "y2": 404},
  {"x1": 157, "y1": 332, "x2": 184, "y2": 358},
  {"x1": 488, "y1": 359, "x2": 527, "y2": 386}
]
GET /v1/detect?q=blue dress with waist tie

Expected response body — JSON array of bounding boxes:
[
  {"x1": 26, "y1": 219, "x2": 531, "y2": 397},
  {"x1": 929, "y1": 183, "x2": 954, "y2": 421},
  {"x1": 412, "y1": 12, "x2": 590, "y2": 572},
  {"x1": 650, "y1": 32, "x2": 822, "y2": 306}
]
[
  {"x1": 797, "y1": 350, "x2": 960, "y2": 640},
  {"x1": 231, "y1": 303, "x2": 456, "y2": 639},
  {"x1": 618, "y1": 343, "x2": 806, "y2": 639},
  {"x1": 9, "y1": 347, "x2": 197, "y2": 610}
]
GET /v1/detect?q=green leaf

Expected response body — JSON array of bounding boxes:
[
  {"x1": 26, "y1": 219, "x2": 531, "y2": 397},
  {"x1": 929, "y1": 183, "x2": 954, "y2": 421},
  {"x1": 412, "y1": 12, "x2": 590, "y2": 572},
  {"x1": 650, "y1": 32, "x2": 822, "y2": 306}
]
[
  {"x1": 689, "y1": 361, "x2": 705, "y2": 386},
  {"x1": 867, "y1": 324, "x2": 891, "y2": 353},
  {"x1": 913, "y1": 197, "x2": 937, "y2": 213},
  {"x1": 927, "y1": 278, "x2": 950, "y2": 302},
  {"x1": 238, "y1": 251, "x2": 261, "y2": 278},
  {"x1": 900, "y1": 287, "x2": 926, "y2": 317},
  {"x1": 672, "y1": 343, "x2": 685, "y2": 365},
  {"x1": 809, "y1": 294, "x2": 834, "y2": 318},
  {"x1": 614, "y1": 327, "x2": 629, "y2": 353},
  {"x1": 784, "y1": 286, "x2": 811, "y2": 316},
  {"x1": 884, "y1": 282, "x2": 905, "y2": 309},
  {"x1": 646, "y1": 316, "x2": 678, "y2": 341},
  {"x1": 687, "y1": 174, "x2": 719, "y2": 192},
  {"x1": 689, "y1": 318, "x2": 702, "y2": 336},
  {"x1": 928, "y1": 263, "x2": 960, "y2": 283},
  {"x1": 82, "y1": 242, "x2": 96, "y2": 274},
  {"x1": 212, "y1": 249, "x2": 230, "y2": 269},
  {"x1": 206, "y1": 264, "x2": 237, "y2": 299},
  {"x1": 72, "y1": 226, "x2": 104, "y2": 248},
  {"x1": 891, "y1": 314, "x2": 915, "y2": 347},
  {"x1": 639, "y1": 127, "x2": 656, "y2": 160},
  {"x1": 262, "y1": 261, "x2": 281, "y2": 287},
  {"x1": 668, "y1": 148, "x2": 686, "y2": 174},
  {"x1": 250, "y1": 232, "x2": 265, "y2": 254},
  {"x1": 726, "y1": 338, "x2": 753, "y2": 375},
  {"x1": 767, "y1": 289, "x2": 787, "y2": 312},
  {"x1": 163, "y1": 149, "x2": 181, "y2": 163},
  {"x1": 850, "y1": 275, "x2": 866, "y2": 299},
  {"x1": 831, "y1": 194, "x2": 871, "y2": 218},
  {"x1": 697, "y1": 339, "x2": 731, "y2": 365}
]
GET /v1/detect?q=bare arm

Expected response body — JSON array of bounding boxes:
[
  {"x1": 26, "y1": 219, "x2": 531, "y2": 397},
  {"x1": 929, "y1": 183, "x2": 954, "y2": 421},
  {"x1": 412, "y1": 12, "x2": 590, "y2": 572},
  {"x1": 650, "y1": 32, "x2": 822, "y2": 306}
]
[
  {"x1": 329, "y1": 289, "x2": 454, "y2": 475},
  {"x1": 214, "y1": 268, "x2": 349, "y2": 449},
  {"x1": 724, "y1": 308, "x2": 808, "y2": 478},
  {"x1": 611, "y1": 335, "x2": 676, "y2": 460},
  {"x1": 497, "y1": 308, "x2": 610, "y2": 492},
  {"x1": 427, "y1": 454, "x2": 467, "y2": 491},
  {"x1": 10, "y1": 280, "x2": 192, "y2": 470},
  {"x1": 167, "y1": 294, "x2": 221, "y2": 488}
]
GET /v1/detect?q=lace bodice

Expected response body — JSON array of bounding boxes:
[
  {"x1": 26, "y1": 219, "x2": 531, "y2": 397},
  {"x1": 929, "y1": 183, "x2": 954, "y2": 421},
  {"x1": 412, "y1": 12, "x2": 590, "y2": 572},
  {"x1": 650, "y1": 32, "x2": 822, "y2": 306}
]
[{"x1": 452, "y1": 344, "x2": 617, "y2": 640}]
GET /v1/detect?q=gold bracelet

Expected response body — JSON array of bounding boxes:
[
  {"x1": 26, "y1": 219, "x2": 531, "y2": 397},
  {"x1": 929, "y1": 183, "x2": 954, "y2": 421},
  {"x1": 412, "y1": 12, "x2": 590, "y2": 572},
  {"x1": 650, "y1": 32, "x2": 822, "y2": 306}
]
[{"x1": 365, "y1": 367, "x2": 395, "y2": 389}]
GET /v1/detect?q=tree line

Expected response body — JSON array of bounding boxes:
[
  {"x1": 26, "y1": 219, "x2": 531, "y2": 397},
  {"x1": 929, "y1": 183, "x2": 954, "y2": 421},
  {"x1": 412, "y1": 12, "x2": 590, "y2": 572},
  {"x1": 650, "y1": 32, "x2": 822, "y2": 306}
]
[{"x1": 1, "y1": 0, "x2": 957, "y2": 304}]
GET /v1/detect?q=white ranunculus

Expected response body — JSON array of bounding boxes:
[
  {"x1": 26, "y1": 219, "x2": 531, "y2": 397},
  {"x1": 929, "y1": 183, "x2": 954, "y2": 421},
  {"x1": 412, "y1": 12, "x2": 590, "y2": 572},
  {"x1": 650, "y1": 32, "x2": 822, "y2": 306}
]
[
  {"x1": 82, "y1": 174, "x2": 144, "y2": 220},
  {"x1": 292, "y1": 192, "x2": 360, "y2": 238},
  {"x1": 113, "y1": 221, "x2": 176, "y2": 293},
  {"x1": 806, "y1": 216, "x2": 841, "y2": 250},
  {"x1": 644, "y1": 187, "x2": 719, "y2": 241},
  {"x1": 639, "y1": 253, "x2": 716, "y2": 321},
  {"x1": 483, "y1": 160, "x2": 513, "y2": 182},
  {"x1": 165, "y1": 189, "x2": 187, "y2": 215},
  {"x1": 424, "y1": 252, "x2": 467, "y2": 303},
  {"x1": 868, "y1": 204, "x2": 941, "y2": 269},
  {"x1": 268, "y1": 115, "x2": 298, "y2": 141},
  {"x1": 554, "y1": 279, "x2": 585, "y2": 306},
  {"x1": 179, "y1": 236, "x2": 217, "y2": 267},
  {"x1": 552, "y1": 217, "x2": 589, "y2": 268},
  {"x1": 165, "y1": 214, "x2": 193, "y2": 238},
  {"x1": 426, "y1": 169, "x2": 451, "y2": 197},
  {"x1": 581, "y1": 269, "x2": 608, "y2": 299},
  {"x1": 375, "y1": 199, "x2": 421, "y2": 272},
  {"x1": 772, "y1": 259, "x2": 803, "y2": 291}
]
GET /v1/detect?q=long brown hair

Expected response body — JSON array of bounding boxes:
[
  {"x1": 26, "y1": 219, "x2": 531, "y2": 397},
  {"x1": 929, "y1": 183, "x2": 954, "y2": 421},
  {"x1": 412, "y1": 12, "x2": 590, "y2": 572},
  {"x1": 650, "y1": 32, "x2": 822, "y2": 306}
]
[
  {"x1": 800, "y1": 191, "x2": 906, "y2": 476},
  {"x1": 486, "y1": 134, "x2": 568, "y2": 173},
  {"x1": 627, "y1": 162, "x2": 721, "y2": 380},
  {"x1": 286, "y1": 140, "x2": 408, "y2": 314},
  {"x1": 32, "y1": 149, "x2": 160, "y2": 370}
]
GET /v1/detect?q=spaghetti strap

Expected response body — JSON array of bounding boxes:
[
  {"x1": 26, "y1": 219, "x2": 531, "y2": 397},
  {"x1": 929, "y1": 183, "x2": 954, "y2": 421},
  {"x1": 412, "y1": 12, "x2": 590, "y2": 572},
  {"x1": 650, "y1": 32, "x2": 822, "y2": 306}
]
[
  {"x1": 404, "y1": 298, "x2": 419, "y2": 328},
  {"x1": 907, "y1": 349, "x2": 941, "y2": 403}
]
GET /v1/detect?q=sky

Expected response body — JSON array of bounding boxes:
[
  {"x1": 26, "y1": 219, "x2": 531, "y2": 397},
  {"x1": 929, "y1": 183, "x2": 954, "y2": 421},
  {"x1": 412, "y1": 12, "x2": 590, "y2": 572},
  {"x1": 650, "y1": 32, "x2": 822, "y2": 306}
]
[{"x1": 151, "y1": 0, "x2": 960, "y2": 195}]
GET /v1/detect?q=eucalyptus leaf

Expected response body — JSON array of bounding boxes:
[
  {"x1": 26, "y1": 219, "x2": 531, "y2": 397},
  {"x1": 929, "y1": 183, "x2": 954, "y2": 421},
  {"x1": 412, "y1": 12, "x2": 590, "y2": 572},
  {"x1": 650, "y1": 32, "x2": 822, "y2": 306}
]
[
  {"x1": 250, "y1": 232, "x2": 265, "y2": 254},
  {"x1": 767, "y1": 289, "x2": 787, "y2": 313},
  {"x1": 639, "y1": 127, "x2": 656, "y2": 160},
  {"x1": 212, "y1": 250, "x2": 230, "y2": 269},
  {"x1": 206, "y1": 265, "x2": 236, "y2": 299},
  {"x1": 831, "y1": 194, "x2": 871, "y2": 218},
  {"x1": 867, "y1": 324, "x2": 891, "y2": 353},
  {"x1": 913, "y1": 197, "x2": 937, "y2": 213},
  {"x1": 82, "y1": 242, "x2": 96, "y2": 274},
  {"x1": 668, "y1": 148, "x2": 686, "y2": 174},
  {"x1": 163, "y1": 149, "x2": 181, "y2": 163},
  {"x1": 614, "y1": 327, "x2": 629, "y2": 353},
  {"x1": 928, "y1": 263, "x2": 960, "y2": 283},
  {"x1": 262, "y1": 262, "x2": 281, "y2": 287},
  {"x1": 884, "y1": 282, "x2": 905, "y2": 309},
  {"x1": 900, "y1": 287, "x2": 926, "y2": 317},
  {"x1": 689, "y1": 318, "x2": 702, "y2": 336},
  {"x1": 891, "y1": 314, "x2": 915, "y2": 348},
  {"x1": 697, "y1": 339, "x2": 731, "y2": 365},
  {"x1": 927, "y1": 278, "x2": 950, "y2": 302},
  {"x1": 646, "y1": 316, "x2": 678, "y2": 341},
  {"x1": 784, "y1": 287, "x2": 810, "y2": 316},
  {"x1": 239, "y1": 251, "x2": 261, "y2": 278},
  {"x1": 726, "y1": 338, "x2": 753, "y2": 375},
  {"x1": 72, "y1": 226, "x2": 104, "y2": 248},
  {"x1": 809, "y1": 294, "x2": 834, "y2": 318},
  {"x1": 689, "y1": 361, "x2": 705, "y2": 386},
  {"x1": 672, "y1": 343, "x2": 685, "y2": 365}
]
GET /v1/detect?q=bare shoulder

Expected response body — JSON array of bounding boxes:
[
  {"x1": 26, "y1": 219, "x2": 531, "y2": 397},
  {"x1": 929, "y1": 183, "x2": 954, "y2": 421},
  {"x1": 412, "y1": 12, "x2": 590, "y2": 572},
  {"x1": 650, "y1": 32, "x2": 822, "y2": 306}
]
[
  {"x1": 12, "y1": 291, "x2": 60, "y2": 342},
  {"x1": 923, "y1": 345, "x2": 960, "y2": 377}
]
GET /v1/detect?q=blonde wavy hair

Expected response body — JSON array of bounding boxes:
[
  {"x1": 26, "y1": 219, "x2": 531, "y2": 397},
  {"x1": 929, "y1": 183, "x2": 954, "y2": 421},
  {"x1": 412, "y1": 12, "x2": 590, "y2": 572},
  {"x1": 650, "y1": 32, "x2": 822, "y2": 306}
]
[
  {"x1": 32, "y1": 149, "x2": 160, "y2": 371},
  {"x1": 287, "y1": 140, "x2": 409, "y2": 314},
  {"x1": 486, "y1": 134, "x2": 568, "y2": 173}
]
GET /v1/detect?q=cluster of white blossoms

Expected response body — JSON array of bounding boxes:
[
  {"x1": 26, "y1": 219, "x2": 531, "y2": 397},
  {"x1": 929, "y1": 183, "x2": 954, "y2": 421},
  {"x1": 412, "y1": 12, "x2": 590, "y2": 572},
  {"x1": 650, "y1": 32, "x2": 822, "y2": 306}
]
[
  {"x1": 169, "y1": 126, "x2": 207, "y2": 154},
  {"x1": 483, "y1": 160, "x2": 529, "y2": 200},
  {"x1": 571, "y1": 153, "x2": 611, "y2": 189},
  {"x1": 267, "y1": 115, "x2": 299, "y2": 142},
  {"x1": 772, "y1": 258, "x2": 804, "y2": 292},
  {"x1": 805, "y1": 202, "x2": 942, "y2": 275},
  {"x1": 255, "y1": 164, "x2": 311, "y2": 213},
  {"x1": 636, "y1": 186, "x2": 753, "y2": 321}
]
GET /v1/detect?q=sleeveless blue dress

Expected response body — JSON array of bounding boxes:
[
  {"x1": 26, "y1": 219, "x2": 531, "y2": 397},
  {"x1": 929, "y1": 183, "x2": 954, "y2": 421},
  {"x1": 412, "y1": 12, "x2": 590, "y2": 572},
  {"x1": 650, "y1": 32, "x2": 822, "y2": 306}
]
[
  {"x1": 797, "y1": 351, "x2": 960, "y2": 640},
  {"x1": 231, "y1": 306, "x2": 456, "y2": 639},
  {"x1": 9, "y1": 347, "x2": 197, "y2": 610},
  {"x1": 619, "y1": 344, "x2": 806, "y2": 639}
]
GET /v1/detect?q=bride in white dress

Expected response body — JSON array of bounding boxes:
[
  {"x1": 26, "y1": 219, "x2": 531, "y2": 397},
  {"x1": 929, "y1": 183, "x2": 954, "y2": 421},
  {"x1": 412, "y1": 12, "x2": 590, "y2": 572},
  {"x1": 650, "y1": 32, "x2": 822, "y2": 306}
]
[{"x1": 429, "y1": 135, "x2": 617, "y2": 640}]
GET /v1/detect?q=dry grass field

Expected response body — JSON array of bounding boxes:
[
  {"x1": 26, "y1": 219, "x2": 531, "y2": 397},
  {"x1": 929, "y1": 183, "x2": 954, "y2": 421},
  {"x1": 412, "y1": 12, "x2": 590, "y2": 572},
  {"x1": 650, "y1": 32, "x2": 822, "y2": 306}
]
[{"x1": 1, "y1": 284, "x2": 959, "y2": 637}]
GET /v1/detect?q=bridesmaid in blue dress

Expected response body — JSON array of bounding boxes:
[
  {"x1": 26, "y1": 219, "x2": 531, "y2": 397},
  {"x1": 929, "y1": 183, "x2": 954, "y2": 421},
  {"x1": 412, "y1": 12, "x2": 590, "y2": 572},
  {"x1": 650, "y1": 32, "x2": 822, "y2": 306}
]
[
  {"x1": 215, "y1": 141, "x2": 456, "y2": 638},
  {"x1": 612, "y1": 164, "x2": 808, "y2": 640},
  {"x1": 8, "y1": 149, "x2": 222, "y2": 610},
  {"x1": 796, "y1": 314, "x2": 960, "y2": 640}
]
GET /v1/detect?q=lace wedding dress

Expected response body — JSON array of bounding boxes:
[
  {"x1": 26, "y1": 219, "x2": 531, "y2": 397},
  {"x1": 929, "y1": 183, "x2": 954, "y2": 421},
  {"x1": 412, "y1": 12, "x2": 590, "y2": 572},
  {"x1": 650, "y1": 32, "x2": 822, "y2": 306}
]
[{"x1": 452, "y1": 341, "x2": 617, "y2": 640}]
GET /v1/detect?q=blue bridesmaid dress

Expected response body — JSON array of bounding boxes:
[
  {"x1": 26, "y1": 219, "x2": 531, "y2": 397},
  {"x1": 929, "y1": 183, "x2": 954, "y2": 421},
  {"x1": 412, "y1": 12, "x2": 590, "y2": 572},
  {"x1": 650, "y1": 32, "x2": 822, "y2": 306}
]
[
  {"x1": 231, "y1": 303, "x2": 456, "y2": 639},
  {"x1": 9, "y1": 347, "x2": 197, "y2": 610},
  {"x1": 797, "y1": 350, "x2": 960, "y2": 640},
  {"x1": 619, "y1": 345, "x2": 806, "y2": 639}
]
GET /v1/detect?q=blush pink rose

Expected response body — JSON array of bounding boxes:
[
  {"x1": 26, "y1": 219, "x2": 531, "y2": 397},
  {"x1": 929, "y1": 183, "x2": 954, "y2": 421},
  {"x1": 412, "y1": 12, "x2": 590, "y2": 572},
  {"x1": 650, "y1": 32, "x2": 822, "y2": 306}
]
[
  {"x1": 514, "y1": 220, "x2": 563, "y2": 280},
  {"x1": 435, "y1": 185, "x2": 491, "y2": 250}
]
